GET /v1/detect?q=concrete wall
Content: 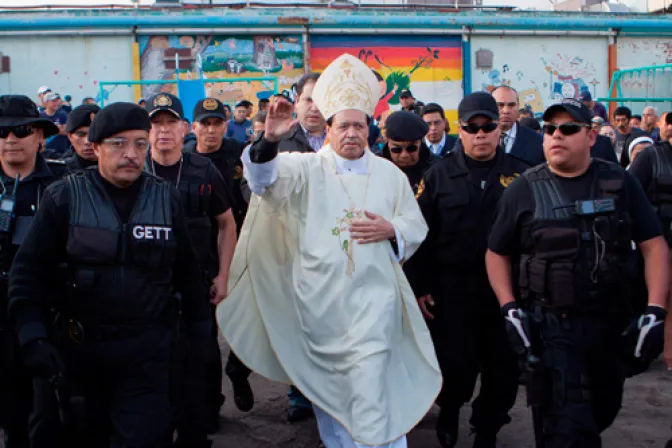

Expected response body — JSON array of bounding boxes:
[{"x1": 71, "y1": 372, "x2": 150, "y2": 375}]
[
  {"x1": 471, "y1": 36, "x2": 609, "y2": 119},
  {"x1": 0, "y1": 35, "x2": 135, "y2": 105}
]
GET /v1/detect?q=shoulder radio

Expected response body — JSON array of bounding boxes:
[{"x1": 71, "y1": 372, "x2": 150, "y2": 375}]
[{"x1": 0, "y1": 175, "x2": 20, "y2": 233}]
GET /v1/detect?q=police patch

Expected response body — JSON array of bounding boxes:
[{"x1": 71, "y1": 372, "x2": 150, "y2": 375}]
[
  {"x1": 415, "y1": 179, "x2": 425, "y2": 199},
  {"x1": 202, "y1": 98, "x2": 218, "y2": 111},
  {"x1": 154, "y1": 94, "x2": 172, "y2": 107},
  {"x1": 499, "y1": 173, "x2": 520, "y2": 188}
]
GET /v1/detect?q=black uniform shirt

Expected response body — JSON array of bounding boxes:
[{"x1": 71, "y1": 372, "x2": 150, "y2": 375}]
[
  {"x1": 488, "y1": 162, "x2": 662, "y2": 257},
  {"x1": 8, "y1": 170, "x2": 210, "y2": 347},
  {"x1": 464, "y1": 154, "x2": 497, "y2": 190},
  {"x1": 100, "y1": 175, "x2": 144, "y2": 223},
  {"x1": 628, "y1": 141, "x2": 671, "y2": 193},
  {"x1": 151, "y1": 157, "x2": 231, "y2": 218},
  {"x1": 404, "y1": 150, "x2": 528, "y2": 301}
]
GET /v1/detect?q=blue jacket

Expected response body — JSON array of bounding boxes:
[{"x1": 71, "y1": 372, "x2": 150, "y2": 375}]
[{"x1": 226, "y1": 119, "x2": 252, "y2": 144}]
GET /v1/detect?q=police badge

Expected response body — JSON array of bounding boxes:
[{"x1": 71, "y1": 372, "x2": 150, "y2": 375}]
[
  {"x1": 499, "y1": 173, "x2": 520, "y2": 188},
  {"x1": 202, "y1": 98, "x2": 219, "y2": 111},
  {"x1": 415, "y1": 179, "x2": 425, "y2": 199},
  {"x1": 154, "y1": 94, "x2": 172, "y2": 107}
]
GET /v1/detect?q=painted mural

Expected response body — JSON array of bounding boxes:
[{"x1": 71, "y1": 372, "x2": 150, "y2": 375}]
[
  {"x1": 471, "y1": 37, "x2": 608, "y2": 118},
  {"x1": 310, "y1": 36, "x2": 463, "y2": 125},
  {"x1": 139, "y1": 35, "x2": 304, "y2": 107},
  {"x1": 616, "y1": 38, "x2": 672, "y2": 113}
]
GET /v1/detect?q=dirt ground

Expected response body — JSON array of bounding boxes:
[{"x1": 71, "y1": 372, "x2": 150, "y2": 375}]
[
  {"x1": 1, "y1": 346, "x2": 668, "y2": 448},
  {"x1": 211, "y1": 345, "x2": 672, "y2": 448}
]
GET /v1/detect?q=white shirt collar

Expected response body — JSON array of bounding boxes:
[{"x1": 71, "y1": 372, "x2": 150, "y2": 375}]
[
  {"x1": 506, "y1": 122, "x2": 518, "y2": 140},
  {"x1": 425, "y1": 134, "x2": 447, "y2": 155},
  {"x1": 332, "y1": 149, "x2": 369, "y2": 175}
]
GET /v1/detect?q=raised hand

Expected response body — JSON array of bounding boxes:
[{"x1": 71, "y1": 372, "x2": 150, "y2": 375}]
[{"x1": 264, "y1": 99, "x2": 298, "y2": 142}]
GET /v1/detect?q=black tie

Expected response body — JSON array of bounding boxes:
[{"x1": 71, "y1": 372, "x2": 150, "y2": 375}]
[{"x1": 500, "y1": 132, "x2": 508, "y2": 150}]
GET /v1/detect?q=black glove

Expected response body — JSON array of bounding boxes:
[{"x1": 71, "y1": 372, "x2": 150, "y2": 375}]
[
  {"x1": 501, "y1": 302, "x2": 532, "y2": 357},
  {"x1": 634, "y1": 305, "x2": 667, "y2": 364},
  {"x1": 22, "y1": 339, "x2": 66, "y2": 379}
]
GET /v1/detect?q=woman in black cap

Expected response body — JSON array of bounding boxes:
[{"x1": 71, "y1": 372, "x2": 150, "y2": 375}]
[{"x1": 380, "y1": 110, "x2": 435, "y2": 195}]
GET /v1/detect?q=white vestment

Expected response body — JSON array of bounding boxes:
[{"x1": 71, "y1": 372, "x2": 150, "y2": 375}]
[{"x1": 216, "y1": 145, "x2": 442, "y2": 446}]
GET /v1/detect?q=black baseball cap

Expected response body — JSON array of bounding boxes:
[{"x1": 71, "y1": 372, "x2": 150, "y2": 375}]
[
  {"x1": 399, "y1": 89, "x2": 414, "y2": 99},
  {"x1": 458, "y1": 92, "x2": 499, "y2": 122},
  {"x1": 145, "y1": 93, "x2": 184, "y2": 120},
  {"x1": 542, "y1": 98, "x2": 592, "y2": 124},
  {"x1": 88, "y1": 102, "x2": 151, "y2": 144},
  {"x1": 193, "y1": 98, "x2": 227, "y2": 122}
]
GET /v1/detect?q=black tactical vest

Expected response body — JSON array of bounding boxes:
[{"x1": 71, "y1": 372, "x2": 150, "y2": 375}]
[
  {"x1": 519, "y1": 161, "x2": 634, "y2": 314},
  {"x1": 147, "y1": 152, "x2": 215, "y2": 277},
  {"x1": 648, "y1": 143, "x2": 672, "y2": 244},
  {"x1": 64, "y1": 171, "x2": 177, "y2": 327}
]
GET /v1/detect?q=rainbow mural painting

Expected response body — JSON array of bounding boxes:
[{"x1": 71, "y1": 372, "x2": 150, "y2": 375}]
[{"x1": 310, "y1": 35, "x2": 463, "y2": 126}]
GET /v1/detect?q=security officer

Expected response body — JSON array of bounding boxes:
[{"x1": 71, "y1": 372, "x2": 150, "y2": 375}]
[
  {"x1": 185, "y1": 98, "x2": 249, "y2": 231},
  {"x1": 628, "y1": 111, "x2": 672, "y2": 370},
  {"x1": 0, "y1": 95, "x2": 67, "y2": 448},
  {"x1": 380, "y1": 110, "x2": 435, "y2": 194},
  {"x1": 8, "y1": 102, "x2": 211, "y2": 447},
  {"x1": 144, "y1": 93, "x2": 237, "y2": 446},
  {"x1": 485, "y1": 99, "x2": 668, "y2": 448},
  {"x1": 63, "y1": 104, "x2": 100, "y2": 172},
  {"x1": 185, "y1": 97, "x2": 254, "y2": 412},
  {"x1": 404, "y1": 92, "x2": 526, "y2": 448}
]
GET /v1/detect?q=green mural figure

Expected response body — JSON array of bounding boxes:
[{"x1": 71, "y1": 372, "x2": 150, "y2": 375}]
[{"x1": 363, "y1": 47, "x2": 439, "y2": 120}]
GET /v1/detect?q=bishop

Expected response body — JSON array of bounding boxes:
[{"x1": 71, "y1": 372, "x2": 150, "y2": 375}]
[{"x1": 217, "y1": 54, "x2": 442, "y2": 448}]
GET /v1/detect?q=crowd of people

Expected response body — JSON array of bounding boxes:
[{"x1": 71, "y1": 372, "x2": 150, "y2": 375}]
[{"x1": 0, "y1": 53, "x2": 669, "y2": 448}]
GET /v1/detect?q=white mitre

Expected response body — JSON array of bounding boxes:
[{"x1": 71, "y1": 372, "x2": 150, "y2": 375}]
[{"x1": 311, "y1": 54, "x2": 379, "y2": 120}]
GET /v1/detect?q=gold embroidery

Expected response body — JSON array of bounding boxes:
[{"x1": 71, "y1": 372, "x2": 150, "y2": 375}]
[
  {"x1": 331, "y1": 207, "x2": 365, "y2": 278},
  {"x1": 499, "y1": 173, "x2": 520, "y2": 188},
  {"x1": 312, "y1": 54, "x2": 379, "y2": 119},
  {"x1": 415, "y1": 179, "x2": 425, "y2": 199},
  {"x1": 233, "y1": 165, "x2": 243, "y2": 179}
]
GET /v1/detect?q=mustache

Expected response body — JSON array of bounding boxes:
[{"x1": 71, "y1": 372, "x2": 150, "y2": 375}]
[{"x1": 118, "y1": 161, "x2": 140, "y2": 169}]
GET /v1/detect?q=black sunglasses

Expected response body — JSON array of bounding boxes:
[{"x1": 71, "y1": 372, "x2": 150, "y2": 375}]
[
  {"x1": 0, "y1": 125, "x2": 36, "y2": 139},
  {"x1": 542, "y1": 122, "x2": 591, "y2": 136},
  {"x1": 390, "y1": 144, "x2": 419, "y2": 154},
  {"x1": 460, "y1": 122, "x2": 499, "y2": 134}
]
